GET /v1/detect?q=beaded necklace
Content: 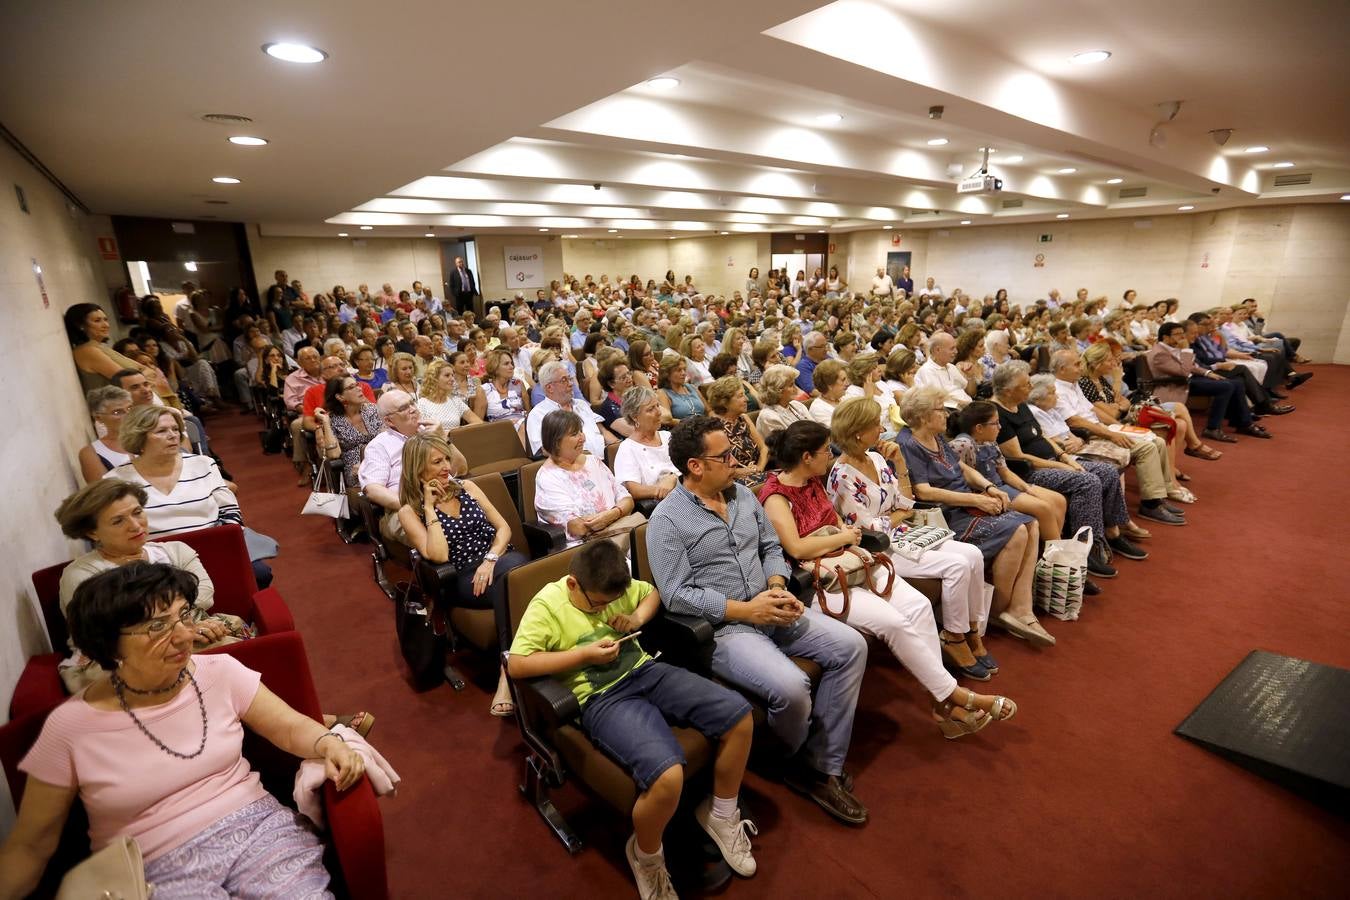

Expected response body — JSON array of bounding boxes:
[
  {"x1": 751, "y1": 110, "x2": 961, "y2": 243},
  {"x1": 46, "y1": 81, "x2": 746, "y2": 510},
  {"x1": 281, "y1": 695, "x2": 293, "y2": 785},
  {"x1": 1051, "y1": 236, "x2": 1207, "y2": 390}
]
[{"x1": 111, "y1": 668, "x2": 208, "y2": 760}]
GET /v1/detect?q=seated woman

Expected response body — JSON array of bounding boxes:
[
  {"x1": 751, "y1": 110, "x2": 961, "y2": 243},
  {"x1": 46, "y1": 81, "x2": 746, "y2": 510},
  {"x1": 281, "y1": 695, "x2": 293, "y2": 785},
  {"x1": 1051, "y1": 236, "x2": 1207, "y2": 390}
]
[
  {"x1": 53, "y1": 478, "x2": 247, "y2": 693},
  {"x1": 761, "y1": 422, "x2": 1016, "y2": 738},
  {"x1": 627, "y1": 339, "x2": 659, "y2": 391},
  {"x1": 807, "y1": 360, "x2": 850, "y2": 428},
  {"x1": 64, "y1": 303, "x2": 152, "y2": 394},
  {"x1": 949, "y1": 401, "x2": 1067, "y2": 550},
  {"x1": 397, "y1": 434, "x2": 528, "y2": 716},
  {"x1": 827, "y1": 398, "x2": 997, "y2": 679},
  {"x1": 842, "y1": 354, "x2": 898, "y2": 439},
  {"x1": 749, "y1": 339, "x2": 780, "y2": 386},
  {"x1": 78, "y1": 386, "x2": 134, "y2": 484},
  {"x1": 481, "y1": 348, "x2": 530, "y2": 434},
  {"x1": 613, "y1": 386, "x2": 680, "y2": 503},
  {"x1": 417, "y1": 358, "x2": 484, "y2": 431},
  {"x1": 953, "y1": 330, "x2": 986, "y2": 396},
  {"x1": 655, "y1": 355, "x2": 706, "y2": 425},
  {"x1": 896, "y1": 387, "x2": 1052, "y2": 647},
  {"x1": 253, "y1": 344, "x2": 291, "y2": 394},
  {"x1": 314, "y1": 375, "x2": 384, "y2": 506},
  {"x1": 386, "y1": 351, "x2": 421, "y2": 399},
  {"x1": 706, "y1": 376, "x2": 769, "y2": 491},
  {"x1": 106, "y1": 405, "x2": 272, "y2": 588},
  {"x1": 1079, "y1": 343, "x2": 1195, "y2": 504},
  {"x1": 755, "y1": 363, "x2": 813, "y2": 438},
  {"x1": 351, "y1": 345, "x2": 388, "y2": 393},
  {"x1": 447, "y1": 349, "x2": 487, "y2": 416},
  {"x1": 979, "y1": 330, "x2": 1013, "y2": 383},
  {"x1": 679, "y1": 335, "x2": 713, "y2": 387},
  {"x1": 0, "y1": 563, "x2": 365, "y2": 899},
  {"x1": 534, "y1": 410, "x2": 640, "y2": 549}
]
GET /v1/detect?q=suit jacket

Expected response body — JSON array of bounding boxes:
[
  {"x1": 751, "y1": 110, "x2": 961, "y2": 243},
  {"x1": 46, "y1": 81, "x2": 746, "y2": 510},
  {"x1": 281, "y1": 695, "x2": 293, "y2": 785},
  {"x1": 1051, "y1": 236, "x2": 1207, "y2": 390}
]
[
  {"x1": 1190, "y1": 335, "x2": 1227, "y2": 368},
  {"x1": 1144, "y1": 342, "x2": 1203, "y2": 404},
  {"x1": 449, "y1": 267, "x2": 477, "y2": 298}
]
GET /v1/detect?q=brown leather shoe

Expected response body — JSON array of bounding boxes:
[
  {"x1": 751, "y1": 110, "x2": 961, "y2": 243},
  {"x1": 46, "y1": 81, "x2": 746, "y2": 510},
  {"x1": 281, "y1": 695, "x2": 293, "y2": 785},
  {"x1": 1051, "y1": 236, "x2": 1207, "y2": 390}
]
[{"x1": 783, "y1": 769, "x2": 869, "y2": 825}]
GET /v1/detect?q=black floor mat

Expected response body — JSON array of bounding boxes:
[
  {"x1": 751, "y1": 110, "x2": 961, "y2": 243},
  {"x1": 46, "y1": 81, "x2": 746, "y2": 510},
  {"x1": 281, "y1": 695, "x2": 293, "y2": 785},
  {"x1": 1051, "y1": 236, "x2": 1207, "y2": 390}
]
[{"x1": 1176, "y1": 650, "x2": 1350, "y2": 814}]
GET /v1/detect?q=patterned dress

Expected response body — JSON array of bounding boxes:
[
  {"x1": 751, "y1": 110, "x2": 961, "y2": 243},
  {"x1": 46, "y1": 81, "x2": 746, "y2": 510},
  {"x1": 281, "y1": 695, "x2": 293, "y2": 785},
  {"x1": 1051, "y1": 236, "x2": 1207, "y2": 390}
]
[{"x1": 722, "y1": 415, "x2": 767, "y2": 491}]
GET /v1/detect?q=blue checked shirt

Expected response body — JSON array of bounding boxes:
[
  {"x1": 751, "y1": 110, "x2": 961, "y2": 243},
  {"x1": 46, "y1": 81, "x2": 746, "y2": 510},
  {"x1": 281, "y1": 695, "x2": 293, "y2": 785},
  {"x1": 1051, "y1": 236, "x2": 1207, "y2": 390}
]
[{"x1": 647, "y1": 483, "x2": 793, "y2": 636}]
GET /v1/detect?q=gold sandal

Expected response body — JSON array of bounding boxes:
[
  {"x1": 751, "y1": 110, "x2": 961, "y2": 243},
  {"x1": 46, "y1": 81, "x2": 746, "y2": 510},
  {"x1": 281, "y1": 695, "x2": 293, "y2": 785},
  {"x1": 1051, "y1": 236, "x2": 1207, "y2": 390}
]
[{"x1": 933, "y1": 692, "x2": 991, "y2": 740}]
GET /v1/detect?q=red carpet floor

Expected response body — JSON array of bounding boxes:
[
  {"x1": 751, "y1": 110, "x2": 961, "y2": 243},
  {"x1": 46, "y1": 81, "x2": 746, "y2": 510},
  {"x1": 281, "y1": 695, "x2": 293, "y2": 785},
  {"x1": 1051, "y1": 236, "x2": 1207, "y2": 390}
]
[{"x1": 210, "y1": 366, "x2": 1350, "y2": 899}]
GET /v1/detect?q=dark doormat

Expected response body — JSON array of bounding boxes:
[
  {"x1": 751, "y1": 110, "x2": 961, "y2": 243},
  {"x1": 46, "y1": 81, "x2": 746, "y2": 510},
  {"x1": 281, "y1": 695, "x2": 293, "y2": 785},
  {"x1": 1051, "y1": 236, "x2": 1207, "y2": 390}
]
[{"x1": 1176, "y1": 650, "x2": 1349, "y2": 815}]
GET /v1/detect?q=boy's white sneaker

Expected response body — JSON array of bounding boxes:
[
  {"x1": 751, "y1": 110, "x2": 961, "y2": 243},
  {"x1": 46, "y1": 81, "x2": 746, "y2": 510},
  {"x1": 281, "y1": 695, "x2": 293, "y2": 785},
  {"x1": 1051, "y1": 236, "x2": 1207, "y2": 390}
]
[
  {"x1": 625, "y1": 834, "x2": 678, "y2": 899},
  {"x1": 694, "y1": 797, "x2": 758, "y2": 877}
]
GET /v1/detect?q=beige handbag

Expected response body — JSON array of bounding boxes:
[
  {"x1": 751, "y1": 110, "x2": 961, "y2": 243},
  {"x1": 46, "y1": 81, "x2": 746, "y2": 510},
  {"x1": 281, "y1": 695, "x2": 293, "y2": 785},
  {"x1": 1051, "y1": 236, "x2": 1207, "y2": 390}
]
[
  {"x1": 56, "y1": 836, "x2": 152, "y2": 900},
  {"x1": 589, "y1": 511, "x2": 647, "y2": 554},
  {"x1": 1075, "y1": 439, "x2": 1131, "y2": 468}
]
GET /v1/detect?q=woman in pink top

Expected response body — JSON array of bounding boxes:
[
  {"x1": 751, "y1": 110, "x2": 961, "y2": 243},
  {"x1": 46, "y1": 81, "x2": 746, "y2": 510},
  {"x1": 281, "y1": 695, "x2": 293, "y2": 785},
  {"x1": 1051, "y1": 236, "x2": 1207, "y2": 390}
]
[
  {"x1": 533, "y1": 409, "x2": 638, "y2": 548},
  {"x1": 0, "y1": 564, "x2": 366, "y2": 899}
]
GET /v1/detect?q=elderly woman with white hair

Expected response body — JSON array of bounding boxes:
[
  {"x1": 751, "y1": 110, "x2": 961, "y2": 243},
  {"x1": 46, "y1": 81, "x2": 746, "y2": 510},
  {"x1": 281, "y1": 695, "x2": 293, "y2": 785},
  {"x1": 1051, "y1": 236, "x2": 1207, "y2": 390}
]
[
  {"x1": 754, "y1": 363, "x2": 813, "y2": 437},
  {"x1": 979, "y1": 329, "x2": 1013, "y2": 383},
  {"x1": 897, "y1": 386, "x2": 1052, "y2": 647},
  {"x1": 992, "y1": 363, "x2": 1151, "y2": 569},
  {"x1": 612, "y1": 386, "x2": 680, "y2": 501}
]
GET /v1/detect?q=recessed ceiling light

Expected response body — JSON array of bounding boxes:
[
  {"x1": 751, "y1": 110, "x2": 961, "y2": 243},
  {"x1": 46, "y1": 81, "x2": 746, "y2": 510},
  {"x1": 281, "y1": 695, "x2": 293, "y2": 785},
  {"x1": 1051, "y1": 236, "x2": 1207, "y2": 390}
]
[
  {"x1": 1057, "y1": 167, "x2": 1077, "y2": 174},
  {"x1": 262, "y1": 42, "x2": 328, "y2": 64},
  {"x1": 959, "y1": 220, "x2": 971, "y2": 225},
  {"x1": 211, "y1": 176, "x2": 240, "y2": 184},
  {"x1": 1271, "y1": 161, "x2": 1294, "y2": 168},
  {"x1": 424, "y1": 233, "x2": 435, "y2": 238},
  {"x1": 816, "y1": 113, "x2": 843, "y2": 124},
  {"x1": 1178, "y1": 205, "x2": 1195, "y2": 211},
  {"x1": 1341, "y1": 195, "x2": 1350, "y2": 201},
  {"x1": 607, "y1": 229, "x2": 619, "y2": 233},
  {"x1": 184, "y1": 261, "x2": 198, "y2": 272},
  {"x1": 359, "y1": 225, "x2": 373, "y2": 230},
  {"x1": 646, "y1": 77, "x2": 680, "y2": 89},
  {"x1": 1244, "y1": 146, "x2": 1269, "y2": 153},
  {"x1": 338, "y1": 232, "x2": 348, "y2": 237},
  {"x1": 978, "y1": 147, "x2": 998, "y2": 153},
  {"x1": 1002, "y1": 155, "x2": 1024, "y2": 163},
  {"x1": 883, "y1": 225, "x2": 893, "y2": 230},
  {"x1": 538, "y1": 228, "x2": 549, "y2": 232},
  {"x1": 1070, "y1": 50, "x2": 1112, "y2": 64},
  {"x1": 1106, "y1": 178, "x2": 1124, "y2": 184},
  {"x1": 927, "y1": 138, "x2": 949, "y2": 146},
  {"x1": 227, "y1": 136, "x2": 268, "y2": 146},
  {"x1": 817, "y1": 229, "x2": 827, "y2": 233},
  {"x1": 1056, "y1": 213, "x2": 1070, "y2": 219},
  {"x1": 564, "y1": 234, "x2": 580, "y2": 238}
]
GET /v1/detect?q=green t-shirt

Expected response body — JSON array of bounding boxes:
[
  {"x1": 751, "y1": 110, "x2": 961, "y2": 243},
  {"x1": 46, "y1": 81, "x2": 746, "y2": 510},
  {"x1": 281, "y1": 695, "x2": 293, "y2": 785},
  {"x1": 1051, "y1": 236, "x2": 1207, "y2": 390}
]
[{"x1": 508, "y1": 576, "x2": 654, "y2": 707}]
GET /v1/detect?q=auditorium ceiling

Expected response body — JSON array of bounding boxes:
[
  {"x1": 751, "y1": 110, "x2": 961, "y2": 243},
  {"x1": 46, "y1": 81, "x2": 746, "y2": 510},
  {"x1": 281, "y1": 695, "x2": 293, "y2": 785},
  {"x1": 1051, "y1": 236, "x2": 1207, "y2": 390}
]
[{"x1": 2, "y1": 0, "x2": 1347, "y2": 237}]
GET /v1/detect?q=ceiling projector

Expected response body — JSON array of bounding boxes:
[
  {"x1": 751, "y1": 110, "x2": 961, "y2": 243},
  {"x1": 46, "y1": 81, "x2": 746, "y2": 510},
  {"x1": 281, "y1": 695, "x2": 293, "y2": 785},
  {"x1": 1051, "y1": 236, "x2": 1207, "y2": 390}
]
[{"x1": 957, "y1": 174, "x2": 1003, "y2": 195}]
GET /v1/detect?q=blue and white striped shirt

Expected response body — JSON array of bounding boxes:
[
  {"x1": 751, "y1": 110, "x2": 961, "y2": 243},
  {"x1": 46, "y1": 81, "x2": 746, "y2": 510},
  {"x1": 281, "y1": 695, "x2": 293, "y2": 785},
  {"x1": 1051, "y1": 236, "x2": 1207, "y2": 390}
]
[
  {"x1": 646, "y1": 483, "x2": 793, "y2": 636},
  {"x1": 106, "y1": 454, "x2": 241, "y2": 538}
]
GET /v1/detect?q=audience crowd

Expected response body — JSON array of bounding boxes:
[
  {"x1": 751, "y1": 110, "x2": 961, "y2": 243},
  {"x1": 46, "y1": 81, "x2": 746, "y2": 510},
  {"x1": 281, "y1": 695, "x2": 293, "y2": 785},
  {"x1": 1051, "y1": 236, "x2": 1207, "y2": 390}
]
[{"x1": 2, "y1": 265, "x2": 1313, "y2": 900}]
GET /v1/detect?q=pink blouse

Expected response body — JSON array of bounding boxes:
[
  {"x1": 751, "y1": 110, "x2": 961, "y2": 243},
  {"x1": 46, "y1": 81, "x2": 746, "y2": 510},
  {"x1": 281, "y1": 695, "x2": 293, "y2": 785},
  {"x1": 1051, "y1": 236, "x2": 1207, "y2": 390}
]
[{"x1": 20, "y1": 654, "x2": 267, "y2": 861}]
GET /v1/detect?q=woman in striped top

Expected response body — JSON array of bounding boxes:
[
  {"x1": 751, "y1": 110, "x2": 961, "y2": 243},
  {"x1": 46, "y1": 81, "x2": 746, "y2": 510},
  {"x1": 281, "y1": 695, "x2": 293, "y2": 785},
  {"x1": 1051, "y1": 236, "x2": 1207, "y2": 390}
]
[{"x1": 106, "y1": 405, "x2": 271, "y2": 586}]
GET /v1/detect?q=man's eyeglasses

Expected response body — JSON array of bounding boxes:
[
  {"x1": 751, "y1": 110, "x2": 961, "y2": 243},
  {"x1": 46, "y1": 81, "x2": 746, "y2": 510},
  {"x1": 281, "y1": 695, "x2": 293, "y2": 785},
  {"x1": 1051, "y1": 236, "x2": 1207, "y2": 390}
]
[
  {"x1": 698, "y1": 449, "x2": 736, "y2": 465},
  {"x1": 120, "y1": 606, "x2": 195, "y2": 639}
]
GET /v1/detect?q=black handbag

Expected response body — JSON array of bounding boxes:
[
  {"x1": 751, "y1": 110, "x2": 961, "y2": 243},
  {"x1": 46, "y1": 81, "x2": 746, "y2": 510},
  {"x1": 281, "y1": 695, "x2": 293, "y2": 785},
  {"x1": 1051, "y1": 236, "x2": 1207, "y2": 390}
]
[
  {"x1": 394, "y1": 580, "x2": 447, "y2": 690},
  {"x1": 258, "y1": 425, "x2": 285, "y2": 454}
]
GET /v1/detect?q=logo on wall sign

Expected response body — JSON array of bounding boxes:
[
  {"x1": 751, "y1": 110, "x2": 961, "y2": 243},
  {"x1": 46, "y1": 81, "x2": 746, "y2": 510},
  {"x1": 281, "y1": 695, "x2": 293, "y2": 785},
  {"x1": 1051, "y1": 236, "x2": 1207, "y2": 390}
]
[
  {"x1": 515, "y1": 271, "x2": 527, "y2": 282},
  {"x1": 1034, "y1": 253, "x2": 1046, "y2": 268}
]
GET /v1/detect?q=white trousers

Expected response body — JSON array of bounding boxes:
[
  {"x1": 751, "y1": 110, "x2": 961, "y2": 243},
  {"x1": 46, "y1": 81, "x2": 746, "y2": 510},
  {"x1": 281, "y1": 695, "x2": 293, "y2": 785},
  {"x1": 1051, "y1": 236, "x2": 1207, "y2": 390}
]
[
  {"x1": 886, "y1": 540, "x2": 990, "y2": 636},
  {"x1": 1233, "y1": 358, "x2": 1268, "y2": 384},
  {"x1": 827, "y1": 580, "x2": 958, "y2": 702}
]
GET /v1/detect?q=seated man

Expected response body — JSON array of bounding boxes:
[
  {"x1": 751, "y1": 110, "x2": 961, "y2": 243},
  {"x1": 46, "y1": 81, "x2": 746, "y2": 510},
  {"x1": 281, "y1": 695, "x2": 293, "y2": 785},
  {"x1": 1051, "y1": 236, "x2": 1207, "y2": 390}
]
[
  {"x1": 110, "y1": 368, "x2": 214, "y2": 461},
  {"x1": 1219, "y1": 305, "x2": 1310, "y2": 389},
  {"x1": 507, "y1": 540, "x2": 758, "y2": 896},
  {"x1": 912, "y1": 333, "x2": 973, "y2": 408},
  {"x1": 526, "y1": 360, "x2": 616, "y2": 458},
  {"x1": 1146, "y1": 322, "x2": 1253, "y2": 443},
  {"x1": 1048, "y1": 351, "x2": 1187, "y2": 526},
  {"x1": 357, "y1": 389, "x2": 467, "y2": 545},
  {"x1": 1187, "y1": 314, "x2": 1289, "y2": 418},
  {"x1": 647, "y1": 417, "x2": 869, "y2": 826},
  {"x1": 282, "y1": 346, "x2": 325, "y2": 484},
  {"x1": 302, "y1": 356, "x2": 375, "y2": 430},
  {"x1": 1240, "y1": 298, "x2": 1306, "y2": 363}
]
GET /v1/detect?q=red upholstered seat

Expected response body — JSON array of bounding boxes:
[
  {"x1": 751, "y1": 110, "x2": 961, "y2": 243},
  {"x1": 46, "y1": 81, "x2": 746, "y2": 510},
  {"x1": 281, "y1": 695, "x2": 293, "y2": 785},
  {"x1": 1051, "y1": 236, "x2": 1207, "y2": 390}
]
[
  {"x1": 10, "y1": 524, "x2": 295, "y2": 720},
  {"x1": 0, "y1": 631, "x2": 388, "y2": 900}
]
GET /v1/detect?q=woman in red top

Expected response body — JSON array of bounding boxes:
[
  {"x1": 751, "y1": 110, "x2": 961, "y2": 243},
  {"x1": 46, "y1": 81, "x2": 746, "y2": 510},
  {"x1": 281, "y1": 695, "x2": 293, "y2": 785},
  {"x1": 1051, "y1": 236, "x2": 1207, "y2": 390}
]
[{"x1": 758, "y1": 422, "x2": 1016, "y2": 739}]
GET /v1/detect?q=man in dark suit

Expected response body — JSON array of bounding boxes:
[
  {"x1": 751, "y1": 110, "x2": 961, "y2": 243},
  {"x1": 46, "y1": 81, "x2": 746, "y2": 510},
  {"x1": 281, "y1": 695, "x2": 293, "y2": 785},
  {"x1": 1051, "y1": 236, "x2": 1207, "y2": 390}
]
[{"x1": 448, "y1": 256, "x2": 477, "y2": 313}]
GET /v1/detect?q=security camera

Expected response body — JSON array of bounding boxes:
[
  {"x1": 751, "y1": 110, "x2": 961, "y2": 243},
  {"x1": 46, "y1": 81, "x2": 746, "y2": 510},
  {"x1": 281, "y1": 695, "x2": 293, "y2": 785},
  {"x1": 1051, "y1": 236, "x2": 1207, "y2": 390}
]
[
  {"x1": 1209, "y1": 128, "x2": 1233, "y2": 147},
  {"x1": 1211, "y1": 187, "x2": 1221, "y2": 194},
  {"x1": 928, "y1": 105, "x2": 944, "y2": 120},
  {"x1": 592, "y1": 183, "x2": 602, "y2": 191}
]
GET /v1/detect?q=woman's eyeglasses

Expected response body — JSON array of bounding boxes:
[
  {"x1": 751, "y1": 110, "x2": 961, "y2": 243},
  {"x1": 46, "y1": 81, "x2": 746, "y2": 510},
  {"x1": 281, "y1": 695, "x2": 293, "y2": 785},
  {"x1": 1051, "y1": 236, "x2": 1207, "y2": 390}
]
[{"x1": 120, "y1": 606, "x2": 195, "y2": 638}]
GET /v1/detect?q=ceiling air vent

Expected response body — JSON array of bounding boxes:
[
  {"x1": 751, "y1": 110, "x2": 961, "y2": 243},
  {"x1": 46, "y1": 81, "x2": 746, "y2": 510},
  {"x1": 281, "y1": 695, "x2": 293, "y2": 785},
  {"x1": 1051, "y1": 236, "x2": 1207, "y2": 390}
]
[
  {"x1": 201, "y1": 113, "x2": 254, "y2": 125},
  {"x1": 1118, "y1": 186, "x2": 1148, "y2": 199},
  {"x1": 1001, "y1": 199, "x2": 1024, "y2": 209},
  {"x1": 1273, "y1": 173, "x2": 1312, "y2": 187}
]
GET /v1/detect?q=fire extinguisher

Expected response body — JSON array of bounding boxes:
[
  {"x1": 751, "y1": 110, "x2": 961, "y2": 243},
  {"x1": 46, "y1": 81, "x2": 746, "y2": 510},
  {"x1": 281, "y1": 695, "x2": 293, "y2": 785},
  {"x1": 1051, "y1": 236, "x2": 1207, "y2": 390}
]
[{"x1": 113, "y1": 287, "x2": 139, "y2": 323}]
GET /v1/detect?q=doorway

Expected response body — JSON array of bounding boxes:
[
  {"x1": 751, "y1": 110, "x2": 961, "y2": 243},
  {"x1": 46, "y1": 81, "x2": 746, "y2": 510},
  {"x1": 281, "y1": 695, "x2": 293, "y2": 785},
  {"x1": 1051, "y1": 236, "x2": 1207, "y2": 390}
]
[{"x1": 886, "y1": 251, "x2": 911, "y2": 291}]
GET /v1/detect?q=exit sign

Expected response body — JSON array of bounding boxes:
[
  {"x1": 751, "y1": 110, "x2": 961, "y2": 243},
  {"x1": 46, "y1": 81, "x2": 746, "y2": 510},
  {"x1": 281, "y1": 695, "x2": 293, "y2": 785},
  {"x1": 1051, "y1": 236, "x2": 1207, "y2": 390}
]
[{"x1": 1039, "y1": 234, "x2": 1053, "y2": 243}]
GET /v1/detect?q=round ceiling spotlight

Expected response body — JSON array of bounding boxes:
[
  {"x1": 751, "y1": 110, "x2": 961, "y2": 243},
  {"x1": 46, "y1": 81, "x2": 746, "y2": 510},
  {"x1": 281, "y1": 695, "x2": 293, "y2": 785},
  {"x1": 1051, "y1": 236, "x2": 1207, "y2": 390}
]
[
  {"x1": 1271, "y1": 162, "x2": 1295, "y2": 169},
  {"x1": 424, "y1": 233, "x2": 435, "y2": 238},
  {"x1": 262, "y1": 42, "x2": 328, "y2": 64},
  {"x1": 228, "y1": 136, "x2": 268, "y2": 146},
  {"x1": 646, "y1": 77, "x2": 680, "y2": 89},
  {"x1": 927, "y1": 138, "x2": 949, "y2": 146},
  {"x1": 1244, "y1": 146, "x2": 1270, "y2": 153},
  {"x1": 1057, "y1": 167, "x2": 1077, "y2": 174},
  {"x1": 1178, "y1": 205, "x2": 1195, "y2": 211},
  {"x1": 338, "y1": 232, "x2": 348, "y2": 237},
  {"x1": 211, "y1": 176, "x2": 240, "y2": 184},
  {"x1": 1106, "y1": 178, "x2": 1124, "y2": 184},
  {"x1": 359, "y1": 225, "x2": 374, "y2": 230},
  {"x1": 607, "y1": 229, "x2": 619, "y2": 233},
  {"x1": 1070, "y1": 50, "x2": 1112, "y2": 64},
  {"x1": 1056, "y1": 213, "x2": 1070, "y2": 219},
  {"x1": 538, "y1": 228, "x2": 549, "y2": 232},
  {"x1": 959, "y1": 220, "x2": 971, "y2": 225},
  {"x1": 816, "y1": 113, "x2": 843, "y2": 124}
]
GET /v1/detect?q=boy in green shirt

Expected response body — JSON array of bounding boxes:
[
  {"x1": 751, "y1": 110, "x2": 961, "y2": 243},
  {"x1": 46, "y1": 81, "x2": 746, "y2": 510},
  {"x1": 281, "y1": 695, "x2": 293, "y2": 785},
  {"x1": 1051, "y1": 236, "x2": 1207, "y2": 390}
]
[{"x1": 508, "y1": 540, "x2": 758, "y2": 899}]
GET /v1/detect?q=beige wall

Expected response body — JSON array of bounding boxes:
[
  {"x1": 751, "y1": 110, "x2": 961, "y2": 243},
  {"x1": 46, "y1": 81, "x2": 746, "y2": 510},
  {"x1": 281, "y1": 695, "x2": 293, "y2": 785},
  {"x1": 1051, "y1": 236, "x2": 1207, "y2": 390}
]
[
  {"x1": 475, "y1": 233, "x2": 565, "y2": 300},
  {"x1": 0, "y1": 140, "x2": 116, "y2": 824},
  {"x1": 840, "y1": 204, "x2": 1350, "y2": 361},
  {"x1": 246, "y1": 231, "x2": 445, "y2": 298},
  {"x1": 560, "y1": 237, "x2": 671, "y2": 291},
  {"x1": 557, "y1": 233, "x2": 772, "y2": 301}
]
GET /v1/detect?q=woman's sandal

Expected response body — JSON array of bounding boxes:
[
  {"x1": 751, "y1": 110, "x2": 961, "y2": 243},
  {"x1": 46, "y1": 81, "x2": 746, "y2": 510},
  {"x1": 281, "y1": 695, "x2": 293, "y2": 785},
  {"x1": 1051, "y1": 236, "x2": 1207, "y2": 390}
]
[
  {"x1": 490, "y1": 698, "x2": 515, "y2": 717},
  {"x1": 933, "y1": 693, "x2": 991, "y2": 740},
  {"x1": 939, "y1": 631, "x2": 990, "y2": 681},
  {"x1": 331, "y1": 711, "x2": 376, "y2": 738},
  {"x1": 1174, "y1": 471, "x2": 1191, "y2": 482}
]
